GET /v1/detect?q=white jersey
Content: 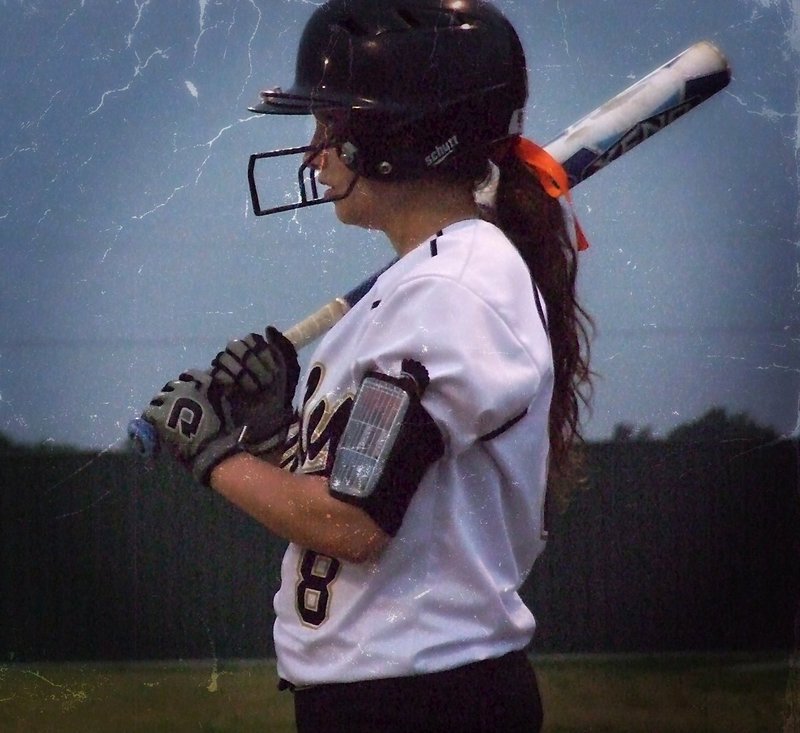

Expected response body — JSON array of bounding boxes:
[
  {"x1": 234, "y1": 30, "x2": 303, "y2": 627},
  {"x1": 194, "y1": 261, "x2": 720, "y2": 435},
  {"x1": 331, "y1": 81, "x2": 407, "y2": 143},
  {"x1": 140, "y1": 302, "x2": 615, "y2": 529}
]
[{"x1": 274, "y1": 218, "x2": 553, "y2": 687}]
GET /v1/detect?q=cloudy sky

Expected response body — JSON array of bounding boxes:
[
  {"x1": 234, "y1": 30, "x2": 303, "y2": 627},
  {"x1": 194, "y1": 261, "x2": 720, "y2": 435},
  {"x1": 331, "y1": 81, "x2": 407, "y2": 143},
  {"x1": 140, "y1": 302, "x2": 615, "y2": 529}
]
[{"x1": 0, "y1": 0, "x2": 797, "y2": 450}]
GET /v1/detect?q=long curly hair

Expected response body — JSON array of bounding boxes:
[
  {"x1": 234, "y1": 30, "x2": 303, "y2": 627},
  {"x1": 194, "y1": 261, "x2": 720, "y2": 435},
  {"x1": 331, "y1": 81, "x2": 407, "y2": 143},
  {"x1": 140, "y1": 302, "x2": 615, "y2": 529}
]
[
  {"x1": 427, "y1": 141, "x2": 594, "y2": 512},
  {"x1": 486, "y1": 150, "x2": 594, "y2": 512}
]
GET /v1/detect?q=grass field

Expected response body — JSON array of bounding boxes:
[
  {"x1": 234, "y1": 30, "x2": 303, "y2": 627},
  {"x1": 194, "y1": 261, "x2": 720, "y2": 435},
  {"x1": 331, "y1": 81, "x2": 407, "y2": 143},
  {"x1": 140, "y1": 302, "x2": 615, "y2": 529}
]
[{"x1": 1, "y1": 653, "x2": 796, "y2": 732}]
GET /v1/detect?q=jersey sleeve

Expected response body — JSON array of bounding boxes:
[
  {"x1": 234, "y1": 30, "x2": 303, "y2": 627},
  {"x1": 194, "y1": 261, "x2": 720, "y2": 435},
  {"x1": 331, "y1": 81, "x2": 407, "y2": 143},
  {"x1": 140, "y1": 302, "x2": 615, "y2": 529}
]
[{"x1": 352, "y1": 272, "x2": 551, "y2": 456}]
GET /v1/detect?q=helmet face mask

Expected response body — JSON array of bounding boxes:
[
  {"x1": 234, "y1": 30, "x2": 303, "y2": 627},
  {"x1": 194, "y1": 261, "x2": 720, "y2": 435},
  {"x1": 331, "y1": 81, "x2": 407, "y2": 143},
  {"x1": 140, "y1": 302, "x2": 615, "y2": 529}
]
[
  {"x1": 247, "y1": 111, "x2": 358, "y2": 216},
  {"x1": 248, "y1": 144, "x2": 325, "y2": 217},
  {"x1": 247, "y1": 0, "x2": 528, "y2": 217}
]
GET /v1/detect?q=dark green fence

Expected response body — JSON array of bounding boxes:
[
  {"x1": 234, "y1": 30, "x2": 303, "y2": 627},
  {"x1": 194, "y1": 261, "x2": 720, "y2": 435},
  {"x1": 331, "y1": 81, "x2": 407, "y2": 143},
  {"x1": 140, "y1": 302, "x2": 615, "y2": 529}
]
[
  {"x1": 526, "y1": 440, "x2": 799, "y2": 654},
  {"x1": 2, "y1": 440, "x2": 798, "y2": 662}
]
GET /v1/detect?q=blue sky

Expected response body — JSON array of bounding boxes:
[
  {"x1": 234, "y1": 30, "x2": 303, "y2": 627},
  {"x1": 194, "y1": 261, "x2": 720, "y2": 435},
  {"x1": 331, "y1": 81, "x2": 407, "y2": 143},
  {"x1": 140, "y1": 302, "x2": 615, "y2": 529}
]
[{"x1": 0, "y1": 0, "x2": 798, "y2": 450}]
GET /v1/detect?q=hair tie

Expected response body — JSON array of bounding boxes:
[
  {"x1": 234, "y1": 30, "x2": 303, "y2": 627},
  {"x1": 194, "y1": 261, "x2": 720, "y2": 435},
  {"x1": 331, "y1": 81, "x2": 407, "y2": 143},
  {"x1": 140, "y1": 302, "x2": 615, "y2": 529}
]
[
  {"x1": 474, "y1": 161, "x2": 500, "y2": 208},
  {"x1": 513, "y1": 137, "x2": 590, "y2": 251}
]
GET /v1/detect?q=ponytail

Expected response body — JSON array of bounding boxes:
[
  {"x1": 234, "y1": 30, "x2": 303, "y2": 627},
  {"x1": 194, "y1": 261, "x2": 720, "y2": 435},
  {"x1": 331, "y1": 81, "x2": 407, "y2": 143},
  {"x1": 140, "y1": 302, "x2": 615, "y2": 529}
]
[{"x1": 491, "y1": 150, "x2": 594, "y2": 508}]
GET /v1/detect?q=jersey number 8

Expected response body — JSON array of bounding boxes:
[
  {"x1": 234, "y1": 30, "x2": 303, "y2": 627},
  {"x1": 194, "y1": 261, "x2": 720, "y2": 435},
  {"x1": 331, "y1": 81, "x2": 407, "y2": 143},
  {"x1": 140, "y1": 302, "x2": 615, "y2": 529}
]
[{"x1": 296, "y1": 550, "x2": 341, "y2": 627}]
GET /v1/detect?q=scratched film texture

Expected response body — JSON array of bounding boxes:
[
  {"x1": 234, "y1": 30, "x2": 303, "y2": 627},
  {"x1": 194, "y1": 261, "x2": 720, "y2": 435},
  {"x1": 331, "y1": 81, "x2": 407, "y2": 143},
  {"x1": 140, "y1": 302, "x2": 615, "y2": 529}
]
[{"x1": 0, "y1": 0, "x2": 797, "y2": 449}]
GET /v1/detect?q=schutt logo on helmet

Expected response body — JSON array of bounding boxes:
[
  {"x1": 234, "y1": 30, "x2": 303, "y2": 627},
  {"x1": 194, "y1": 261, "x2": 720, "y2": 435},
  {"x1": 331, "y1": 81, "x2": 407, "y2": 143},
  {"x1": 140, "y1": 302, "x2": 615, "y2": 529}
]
[{"x1": 425, "y1": 136, "x2": 460, "y2": 168}]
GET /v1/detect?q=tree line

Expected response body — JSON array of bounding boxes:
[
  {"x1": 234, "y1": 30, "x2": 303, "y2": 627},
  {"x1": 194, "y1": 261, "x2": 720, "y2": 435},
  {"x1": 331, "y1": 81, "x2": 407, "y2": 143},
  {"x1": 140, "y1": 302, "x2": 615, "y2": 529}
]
[
  {"x1": 1, "y1": 408, "x2": 797, "y2": 662},
  {"x1": 1, "y1": 407, "x2": 784, "y2": 456}
]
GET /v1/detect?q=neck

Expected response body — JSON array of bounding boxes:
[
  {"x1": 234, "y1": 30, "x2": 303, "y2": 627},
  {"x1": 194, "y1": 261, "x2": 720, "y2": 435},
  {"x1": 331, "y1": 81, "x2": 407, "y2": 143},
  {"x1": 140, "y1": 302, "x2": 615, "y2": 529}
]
[{"x1": 380, "y1": 180, "x2": 479, "y2": 257}]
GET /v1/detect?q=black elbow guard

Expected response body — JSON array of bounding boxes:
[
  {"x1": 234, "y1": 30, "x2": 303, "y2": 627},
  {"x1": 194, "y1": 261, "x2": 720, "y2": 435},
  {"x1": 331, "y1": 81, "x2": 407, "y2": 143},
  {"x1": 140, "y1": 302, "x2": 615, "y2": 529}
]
[{"x1": 329, "y1": 359, "x2": 444, "y2": 536}]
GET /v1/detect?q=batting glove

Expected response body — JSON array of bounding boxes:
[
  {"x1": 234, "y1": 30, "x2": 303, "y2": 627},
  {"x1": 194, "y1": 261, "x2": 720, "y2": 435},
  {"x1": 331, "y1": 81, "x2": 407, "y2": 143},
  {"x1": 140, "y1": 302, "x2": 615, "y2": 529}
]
[
  {"x1": 210, "y1": 326, "x2": 300, "y2": 456},
  {"x1": 142, "y1": 369, "x2": 243, "y2": 485}
]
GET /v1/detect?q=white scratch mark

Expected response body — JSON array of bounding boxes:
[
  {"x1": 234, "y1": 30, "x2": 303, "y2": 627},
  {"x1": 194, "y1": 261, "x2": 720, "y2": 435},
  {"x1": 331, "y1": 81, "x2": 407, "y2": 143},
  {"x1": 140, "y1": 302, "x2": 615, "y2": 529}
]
[
  {"x1": 56, "y1": 0, "x2": 86, "y2": 37},
  {"x1": 88, "y1": 48, "x2": 169, "y2": 115},
  {"x1": 555, "y1": 0, "x2": 570, "y2": 56},
  {"x1": 238, "y1": 0, "x2": 263, "y2": 101},
  {"x1": 127, "y1": 0, "x2": 153, "y2": 48},
  {"x1": 192, "y1": 0, "x2": 211, "y2": 63},
  {"x1": 131, "y1": 184, "x2": 189, "y2": 220},
  {"x1": 724, "y1": 89, "x2": 798, "y2": 123},
  {"x1": 0, "y1": 143, "x2": 39, "y2": 164}
]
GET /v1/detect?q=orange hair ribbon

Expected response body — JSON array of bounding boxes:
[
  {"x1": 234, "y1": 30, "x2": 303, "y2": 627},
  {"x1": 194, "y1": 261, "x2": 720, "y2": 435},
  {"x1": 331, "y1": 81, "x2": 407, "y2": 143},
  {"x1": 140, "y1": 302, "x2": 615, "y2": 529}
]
[{"x1": 513, "y1": 137, "x2": 590, "y2": 252}]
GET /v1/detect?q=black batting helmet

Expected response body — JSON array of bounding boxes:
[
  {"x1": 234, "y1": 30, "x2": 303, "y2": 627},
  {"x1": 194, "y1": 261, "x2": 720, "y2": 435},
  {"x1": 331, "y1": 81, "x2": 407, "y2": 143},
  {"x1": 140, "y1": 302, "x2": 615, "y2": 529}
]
[{"x1": 248, "y1": 0, "x2": 528, "y2": 215}]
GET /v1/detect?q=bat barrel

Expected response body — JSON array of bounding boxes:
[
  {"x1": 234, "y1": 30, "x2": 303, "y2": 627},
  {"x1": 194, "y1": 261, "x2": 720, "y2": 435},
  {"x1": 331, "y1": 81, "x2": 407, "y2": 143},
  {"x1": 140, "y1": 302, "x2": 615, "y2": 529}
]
[{"x1": 547, "y1": 40, "x2": 731, "y2": 187}]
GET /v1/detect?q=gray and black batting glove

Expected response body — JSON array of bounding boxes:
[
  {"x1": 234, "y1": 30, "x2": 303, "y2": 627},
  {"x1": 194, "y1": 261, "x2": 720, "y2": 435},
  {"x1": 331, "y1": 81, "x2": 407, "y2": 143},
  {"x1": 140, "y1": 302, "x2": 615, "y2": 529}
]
[
  {"x1": 210, "y1": 326, "x2": 300, "y2": 456},
  {"x1": 142, "y1": 369, "x2": 243, "y2": 486}
]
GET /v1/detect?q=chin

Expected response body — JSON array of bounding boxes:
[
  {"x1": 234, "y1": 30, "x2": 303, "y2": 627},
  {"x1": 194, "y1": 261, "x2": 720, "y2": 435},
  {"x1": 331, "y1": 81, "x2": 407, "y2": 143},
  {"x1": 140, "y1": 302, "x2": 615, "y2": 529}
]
[
  {"x1": 332, "y1": 197, "x2": 364, "y2": 227},
  {"x1": 331, "y1": 185, "x2": 380, "y2": 230},
  {"x1": 332, "y1": 198, "x2": 354, "y2": 224}
]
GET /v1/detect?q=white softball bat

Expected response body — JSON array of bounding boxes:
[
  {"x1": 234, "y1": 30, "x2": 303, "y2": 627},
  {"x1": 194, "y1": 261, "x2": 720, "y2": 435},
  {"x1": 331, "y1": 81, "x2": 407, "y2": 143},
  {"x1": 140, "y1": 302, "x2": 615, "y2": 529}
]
[
  {"x1": 128, "y1": 41, "x2": 730, "y2": 458},
  {"x1": 285, "y1": 40, "x2": 731, "y2": 349}
]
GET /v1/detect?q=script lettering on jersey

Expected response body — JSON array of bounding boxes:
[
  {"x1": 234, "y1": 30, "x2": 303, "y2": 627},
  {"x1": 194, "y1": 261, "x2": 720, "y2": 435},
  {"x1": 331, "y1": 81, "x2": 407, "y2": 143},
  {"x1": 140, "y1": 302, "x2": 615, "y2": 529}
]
[
  {"x1": 280, "y1": 363, "x2": 353, "y2": 476},
  {"x1": 583, "y1": 99, "x2": 695, "y2": 179},
  {"x1": 277, "y1": 363, "x2": 352, "y2": 628}
]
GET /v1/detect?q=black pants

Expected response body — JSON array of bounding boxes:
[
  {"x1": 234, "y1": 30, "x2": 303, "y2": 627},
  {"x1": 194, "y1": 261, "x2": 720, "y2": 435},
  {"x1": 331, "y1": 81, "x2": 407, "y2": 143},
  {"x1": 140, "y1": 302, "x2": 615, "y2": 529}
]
[{"x1": 291, "y1": 650, "x2": 543, "y2": 733}]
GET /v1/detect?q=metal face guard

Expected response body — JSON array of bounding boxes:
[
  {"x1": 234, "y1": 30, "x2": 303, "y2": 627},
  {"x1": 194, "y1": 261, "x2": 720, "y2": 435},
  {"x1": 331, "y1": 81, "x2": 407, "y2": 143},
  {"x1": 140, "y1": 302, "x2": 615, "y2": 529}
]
[{"x1": 247, "y1": 144, "x2": 357, "y2": 217}]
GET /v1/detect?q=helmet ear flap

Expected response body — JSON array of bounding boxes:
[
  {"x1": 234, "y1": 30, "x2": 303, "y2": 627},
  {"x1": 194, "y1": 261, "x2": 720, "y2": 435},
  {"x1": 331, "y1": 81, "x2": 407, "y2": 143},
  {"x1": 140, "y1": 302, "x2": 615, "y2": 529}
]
[{"x1": 343, "y1": 92, "x2": 510, "y2": 182}]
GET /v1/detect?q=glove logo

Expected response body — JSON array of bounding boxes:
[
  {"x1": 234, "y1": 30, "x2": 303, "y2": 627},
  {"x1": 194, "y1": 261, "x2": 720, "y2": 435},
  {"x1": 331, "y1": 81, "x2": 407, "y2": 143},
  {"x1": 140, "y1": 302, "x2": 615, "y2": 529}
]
[{"x1": 166, "y1": 397, "x2": 204, "y2": 438}]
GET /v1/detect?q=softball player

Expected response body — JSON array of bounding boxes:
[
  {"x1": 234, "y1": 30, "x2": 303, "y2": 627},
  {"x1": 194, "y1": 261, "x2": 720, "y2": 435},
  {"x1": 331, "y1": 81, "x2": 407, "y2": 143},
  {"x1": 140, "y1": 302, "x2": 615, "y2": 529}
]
[{"x1": 143, "y1": 1, "x2": 593, "y2": 730}]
